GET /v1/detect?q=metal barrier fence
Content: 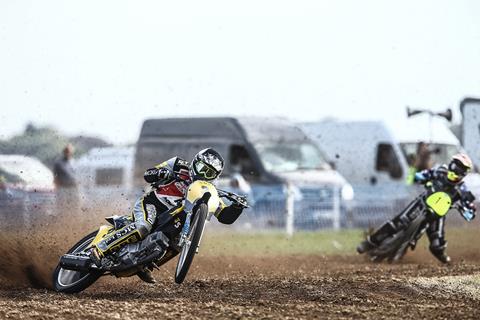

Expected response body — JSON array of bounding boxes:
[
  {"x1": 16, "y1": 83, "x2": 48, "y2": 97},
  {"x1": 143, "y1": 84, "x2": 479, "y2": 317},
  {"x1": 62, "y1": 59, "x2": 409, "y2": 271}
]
[{"x1": 0, "y1": 184, "x2": 473, "y2": 233}]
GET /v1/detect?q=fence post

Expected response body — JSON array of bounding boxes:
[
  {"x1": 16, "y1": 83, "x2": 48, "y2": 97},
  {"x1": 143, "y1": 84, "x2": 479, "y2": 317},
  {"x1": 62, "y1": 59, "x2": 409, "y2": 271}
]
[
  {"x1": 332, "y1": 185, "x2": 340, "y2": 230},
  {"x1": 286, "y1": 182, "x2": 294, "y2": 236}
]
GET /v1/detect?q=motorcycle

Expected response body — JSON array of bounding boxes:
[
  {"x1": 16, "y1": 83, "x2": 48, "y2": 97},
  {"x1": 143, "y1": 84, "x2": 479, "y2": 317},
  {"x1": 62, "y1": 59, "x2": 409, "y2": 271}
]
[
  {"x1": 52, "y1": 178, "x2": 248, "y2": 293},
  {"x1": 357, "y1": 182, "x2": 475, "y2": 263}
]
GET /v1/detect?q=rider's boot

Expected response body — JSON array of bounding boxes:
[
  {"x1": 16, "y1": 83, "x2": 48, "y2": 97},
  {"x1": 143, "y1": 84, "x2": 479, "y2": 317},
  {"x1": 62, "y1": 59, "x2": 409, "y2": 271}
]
[
  {"x1": 357, "y1": 237, "x2": 376, "y2": 254},
  {"x1": 430, "y1": 245, "x2": 451, "y2": 264},
  {"x1": 137, "y1": 268, "x2": 156, "y2": 284}
]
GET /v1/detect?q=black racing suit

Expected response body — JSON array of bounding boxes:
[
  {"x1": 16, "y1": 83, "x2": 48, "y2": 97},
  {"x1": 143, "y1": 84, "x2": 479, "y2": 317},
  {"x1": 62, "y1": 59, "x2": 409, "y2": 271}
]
[
  {"x1": 367, "y1": 164, "x2": 476, "y2": 262},
  {"x1": 95, "y1": 157, "x2": 244, "y2": 255}
]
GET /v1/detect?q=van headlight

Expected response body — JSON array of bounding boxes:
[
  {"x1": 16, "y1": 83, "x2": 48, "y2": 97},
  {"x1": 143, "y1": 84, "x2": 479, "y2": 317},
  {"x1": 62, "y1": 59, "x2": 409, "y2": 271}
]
[{"x1": 341, "y1": 184, "x2": 354, "y2": 201}]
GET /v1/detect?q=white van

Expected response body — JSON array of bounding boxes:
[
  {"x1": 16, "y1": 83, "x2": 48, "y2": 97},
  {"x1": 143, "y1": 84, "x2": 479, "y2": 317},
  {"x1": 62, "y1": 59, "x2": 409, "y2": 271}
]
[
  {"x1": 461, "y1": 97, "x2": 480, "y2": 167},
  {"x1": 0, "y1": 155, "x2": 55, "y2": 224},
  {"x1": 75, "y1": 146, "x2": 134, "y2": 190},
  {"x1": 74, "y1": 146, "x2": 135, "y2": 215},
  {"x1": 302, "y1": 116, "x2": 480, "y2": 226}
]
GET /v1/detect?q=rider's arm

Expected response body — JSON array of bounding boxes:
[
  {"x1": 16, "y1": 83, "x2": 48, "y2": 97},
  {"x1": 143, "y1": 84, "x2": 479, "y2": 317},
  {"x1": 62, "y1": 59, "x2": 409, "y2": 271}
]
[
  {"x1": 458, "y1": 184, "x2": 476, "y2": 221},
  {"x1": 215, "y1": 198, "x2": 244, "y2": 225},
  {"x1": 144, "y1": 161, "x2": 173, "y2": 184},
  {"x1": 414, "y1": 168, "x2": 434, "y2": 184},
  {"x1": 414, "y1": 165, "x2": 447, "y2": 184}
]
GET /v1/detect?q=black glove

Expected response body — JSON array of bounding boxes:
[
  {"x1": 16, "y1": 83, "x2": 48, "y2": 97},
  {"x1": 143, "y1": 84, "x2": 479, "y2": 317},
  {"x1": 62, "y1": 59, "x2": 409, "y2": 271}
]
[
  {"x1": 157, "y1": 168, "x2": 172, "y2": 181},
  {"x1": 233, "y1": 195, "x2": 249, "y2": 208}
]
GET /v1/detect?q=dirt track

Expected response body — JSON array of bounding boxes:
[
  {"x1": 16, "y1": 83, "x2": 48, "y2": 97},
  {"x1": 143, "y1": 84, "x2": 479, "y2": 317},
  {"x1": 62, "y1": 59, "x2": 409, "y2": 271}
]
[
  {"x1": 1, "y1": 211, "x2": 480, "y2": 319},
  {"x1": 1, "y1": 254, "x2": 480, "y2": 320}
]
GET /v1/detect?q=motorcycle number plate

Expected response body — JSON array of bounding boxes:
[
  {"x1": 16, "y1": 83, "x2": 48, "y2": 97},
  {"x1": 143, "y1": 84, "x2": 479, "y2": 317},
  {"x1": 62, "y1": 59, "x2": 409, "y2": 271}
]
[{"x1": 426, "y1": 192, "x2": 452, "y2": 217}]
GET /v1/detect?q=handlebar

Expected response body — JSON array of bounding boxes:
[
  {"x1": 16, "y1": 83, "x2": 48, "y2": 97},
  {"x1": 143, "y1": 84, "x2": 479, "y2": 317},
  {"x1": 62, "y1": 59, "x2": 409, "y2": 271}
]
[
  {"x1": 217, "y1": 189, "x2": 249, "y2": 208},
  {"x1": 150, "y1": 172, "x2": 249, "y2": 208}
]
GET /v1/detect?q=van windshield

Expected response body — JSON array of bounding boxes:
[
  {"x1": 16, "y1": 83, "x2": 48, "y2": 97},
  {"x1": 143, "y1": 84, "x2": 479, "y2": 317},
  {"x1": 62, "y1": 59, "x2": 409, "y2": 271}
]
[
  {"x1": 400, "y1": 143, "x2": 460, "y2": 167},
  {"x1": 255, "y1": 142, "x2": 328, "y2": 173}
]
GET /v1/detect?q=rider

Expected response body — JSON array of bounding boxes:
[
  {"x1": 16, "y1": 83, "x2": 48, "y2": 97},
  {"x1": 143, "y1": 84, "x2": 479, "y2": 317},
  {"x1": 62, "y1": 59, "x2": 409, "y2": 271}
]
[
  {"x1": 90, "y1": 148, "x2": 247, "y2": 283},
  {"x1": 357, "y1": 153, "x2": 477, "y2": 263}
]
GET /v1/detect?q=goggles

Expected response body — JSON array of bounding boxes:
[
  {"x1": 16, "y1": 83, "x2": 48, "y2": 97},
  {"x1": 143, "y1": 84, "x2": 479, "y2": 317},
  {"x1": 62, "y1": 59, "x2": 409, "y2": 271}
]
[
  {"x1": 449, "y1": 161, "x2": 469, "y2": 176},
  {"x1": 194, "y1": 161, "x2": 219, "y2": 180}
]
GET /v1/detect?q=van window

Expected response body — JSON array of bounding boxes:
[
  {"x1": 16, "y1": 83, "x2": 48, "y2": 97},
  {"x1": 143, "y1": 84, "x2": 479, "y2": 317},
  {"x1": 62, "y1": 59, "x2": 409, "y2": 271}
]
[
  {"x1": 400, "y1": 142, "x2": 459, "y2": 167},
  {"x1": 230, "y1": 145, "x2": 259, "y2": 181},
  {"x1": 95, "y1": 168, "x2": 124, "y2": 186},
  {"x1": 376, "y1": 143, "x2": 403, "y2": 179},
  {"x1": 255, "y1": 142, "x2": 327, "y2": 173}
]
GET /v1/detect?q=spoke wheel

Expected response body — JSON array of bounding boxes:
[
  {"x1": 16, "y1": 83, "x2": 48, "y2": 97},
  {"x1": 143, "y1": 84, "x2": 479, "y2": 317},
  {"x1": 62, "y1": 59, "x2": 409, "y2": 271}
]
[
  {"x1": 174, "y1": 203, "x2": 208, "y2": 284},
  {"x1": 52, "y1": 230, "x2": 103, "y2": 293}
]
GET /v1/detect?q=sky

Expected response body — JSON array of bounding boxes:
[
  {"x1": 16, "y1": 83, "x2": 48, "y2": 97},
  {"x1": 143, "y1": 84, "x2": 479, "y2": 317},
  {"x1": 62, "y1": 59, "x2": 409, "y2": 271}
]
[{"x1": 0, "y1": 0, "x2": 479, "y2": 144}]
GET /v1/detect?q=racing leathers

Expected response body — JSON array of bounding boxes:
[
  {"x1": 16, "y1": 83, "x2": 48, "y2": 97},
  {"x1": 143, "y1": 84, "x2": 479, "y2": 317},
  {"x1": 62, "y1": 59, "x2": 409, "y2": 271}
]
[
  {"x1": 364, "y1": 164, "x2": 476, "y2": 263},
  {"x1": 94, "y1": 157, "x2": 245, "y2": 257}
]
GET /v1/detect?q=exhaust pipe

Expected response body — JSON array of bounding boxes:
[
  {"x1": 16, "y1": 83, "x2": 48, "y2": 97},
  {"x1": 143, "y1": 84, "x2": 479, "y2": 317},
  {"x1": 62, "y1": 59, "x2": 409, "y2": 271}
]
[{"x1": 59, "y1": 254, "x2": 92, "y2": 272}]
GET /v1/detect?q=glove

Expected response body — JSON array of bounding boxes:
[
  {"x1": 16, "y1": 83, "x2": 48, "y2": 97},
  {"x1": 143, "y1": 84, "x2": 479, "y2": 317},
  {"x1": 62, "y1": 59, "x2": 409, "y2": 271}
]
[
  {"x1": 157, "y1": 168, "x2": 172, "y2": 181},
  {"x1": 414, "y1": 172, "x2": 426, "y2": 183},
  {"x1": 462, "y1": 209, "x2": 475, "y2": 221},
  {"x1": 234, "y1": 195, "x2": 249, "y2": 208}
]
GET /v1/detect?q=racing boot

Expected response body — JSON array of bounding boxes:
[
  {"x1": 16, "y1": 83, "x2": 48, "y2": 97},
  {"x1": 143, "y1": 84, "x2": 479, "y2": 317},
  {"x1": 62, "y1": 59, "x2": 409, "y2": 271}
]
[
  {"x1": 357, "y1": 237, "x2": 376, "y2": 254},
  {"x1": 430, "y1": 245, "x2": 451, "y2": 264},
  {"x1": 433, "y1": 252, "x2": 451, "y2": 264},
  {"x1": 137, "y1": 268, "x2": 156, "y2": 284}
]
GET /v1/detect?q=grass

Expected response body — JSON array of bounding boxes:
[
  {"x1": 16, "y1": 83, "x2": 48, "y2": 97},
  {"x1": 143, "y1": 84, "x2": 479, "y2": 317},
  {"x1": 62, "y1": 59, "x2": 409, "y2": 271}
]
[
  {"x1": 199, "y1": 225, "x2": 480, "y2": 257},
  {"x1": 201, "y1": 229, "x2": 364, "y2": 256}
]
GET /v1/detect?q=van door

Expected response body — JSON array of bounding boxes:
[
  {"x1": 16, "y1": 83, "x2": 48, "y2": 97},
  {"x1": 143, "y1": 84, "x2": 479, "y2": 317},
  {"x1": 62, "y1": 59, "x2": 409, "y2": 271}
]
[{"x1": 228, "y1": 145, "x2": 260, "y2": 182}]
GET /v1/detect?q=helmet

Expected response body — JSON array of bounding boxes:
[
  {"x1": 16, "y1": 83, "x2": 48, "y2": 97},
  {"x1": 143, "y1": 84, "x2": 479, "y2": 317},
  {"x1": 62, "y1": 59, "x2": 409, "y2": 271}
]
[
  {"x1": 447, "y1": 153, "x2": 473, "y2": 182},
  {"x1": 191, "y1": 148, "x2": 224, "y2": 181}
]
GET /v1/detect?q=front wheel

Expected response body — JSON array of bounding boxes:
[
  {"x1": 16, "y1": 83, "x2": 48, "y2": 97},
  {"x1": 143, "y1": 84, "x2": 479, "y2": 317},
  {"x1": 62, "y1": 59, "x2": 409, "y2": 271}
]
[
  {"x1": 174, "y1": 203, "x2": 208, "y2": 284},
  {"x1": 52, "y1": 230, "x2": 103, "y2": 293}
]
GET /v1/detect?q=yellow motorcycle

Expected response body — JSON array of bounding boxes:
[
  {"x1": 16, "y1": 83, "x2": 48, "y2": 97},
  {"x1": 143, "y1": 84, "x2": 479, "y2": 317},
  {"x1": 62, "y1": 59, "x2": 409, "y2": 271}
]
[{"x1": 52, "y1": 179, "x2": 247, "y2": 293}]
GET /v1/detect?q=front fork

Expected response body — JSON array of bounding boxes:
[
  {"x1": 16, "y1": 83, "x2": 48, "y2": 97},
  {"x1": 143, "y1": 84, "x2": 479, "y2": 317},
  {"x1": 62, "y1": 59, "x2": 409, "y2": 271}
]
[
  {"x1": 178, "y1": 211, "x2": 192, "y2": 248},
  {"x1": 177, "y1": 208, "x2": 214, "y2": 249}
]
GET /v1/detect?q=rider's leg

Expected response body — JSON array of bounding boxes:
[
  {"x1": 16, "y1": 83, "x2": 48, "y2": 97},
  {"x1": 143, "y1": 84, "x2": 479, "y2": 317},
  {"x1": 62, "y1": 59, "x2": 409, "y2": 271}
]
[
  {"x1": 427, "y1": 217, "x2": 450, "y2": 263},
  {"x1": 90, "y1": 196, "x2": 159, "y2": 269},
  {"x1": 358, "y1": 204, "x2": 420, "y2": 254}
]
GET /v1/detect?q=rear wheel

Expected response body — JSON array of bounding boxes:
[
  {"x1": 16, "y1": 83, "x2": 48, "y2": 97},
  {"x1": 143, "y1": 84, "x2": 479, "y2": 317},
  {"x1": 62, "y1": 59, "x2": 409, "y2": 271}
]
[
  {"x1": 174, "y1": 204, "x2": 208, "y2": 284},
  {"x1": 52, "y1": 231, "x2": 103, "y2": 293}
]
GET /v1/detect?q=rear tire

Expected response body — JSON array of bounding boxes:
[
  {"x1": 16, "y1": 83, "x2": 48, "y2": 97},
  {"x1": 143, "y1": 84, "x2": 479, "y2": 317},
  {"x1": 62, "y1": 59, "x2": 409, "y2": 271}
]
[
  {"x1": 174, "y1": 204, "x2": 208, "y2": 284},
  {"x1": 52, "y1": 230, "x2": 103, "y2": 293}
]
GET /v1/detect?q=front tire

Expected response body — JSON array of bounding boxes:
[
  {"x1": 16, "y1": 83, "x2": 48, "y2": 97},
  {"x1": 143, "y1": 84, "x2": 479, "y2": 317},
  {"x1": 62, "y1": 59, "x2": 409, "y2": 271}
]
[
  {"x1": 174, "y1": 204, "x2": 208, "y2": 284},
  {"x1": 52, "y1": 230, "x2": 103, "y2": 293}
]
